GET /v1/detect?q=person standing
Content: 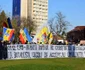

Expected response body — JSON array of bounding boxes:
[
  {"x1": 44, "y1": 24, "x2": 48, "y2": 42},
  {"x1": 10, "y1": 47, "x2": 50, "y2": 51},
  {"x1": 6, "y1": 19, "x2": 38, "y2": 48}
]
[{"x1": 0, "y1": 41, "x2": 3, "y2": 59}]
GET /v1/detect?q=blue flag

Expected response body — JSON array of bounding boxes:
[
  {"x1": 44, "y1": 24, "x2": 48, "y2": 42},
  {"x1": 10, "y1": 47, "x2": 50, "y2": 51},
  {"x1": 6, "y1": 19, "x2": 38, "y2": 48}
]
[
  {"x1": 24, "y1": 28, "x2": 32, "y2": 42},
  {"x1": 7, "y1": 17, "x2": 13, "y2": 29},
  {"x1": 0, "y1": 37, "x2": 3, "y2": 41}
]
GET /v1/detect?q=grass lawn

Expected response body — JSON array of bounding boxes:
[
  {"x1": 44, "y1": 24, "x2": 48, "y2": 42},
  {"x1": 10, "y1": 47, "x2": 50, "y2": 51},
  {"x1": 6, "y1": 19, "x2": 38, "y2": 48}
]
[{"x1": 0, "y1": 58, "x2": 85, "y2": 70}]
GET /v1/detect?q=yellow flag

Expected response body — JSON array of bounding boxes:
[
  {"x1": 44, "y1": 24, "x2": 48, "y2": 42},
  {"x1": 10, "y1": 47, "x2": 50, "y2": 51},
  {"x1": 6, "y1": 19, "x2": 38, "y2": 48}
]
[
  {"x1": 48, "y1": 33, "x2": 53, "y2": 44},
  {"x1": 35, "y1": 26, "x2": 50, "y2": 44}
]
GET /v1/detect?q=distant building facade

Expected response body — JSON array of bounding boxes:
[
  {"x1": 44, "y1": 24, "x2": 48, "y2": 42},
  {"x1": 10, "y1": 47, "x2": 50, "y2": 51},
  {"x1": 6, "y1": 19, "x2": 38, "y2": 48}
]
[
  {"x1": 13, "y1": 0, "x2": 48, "y2": 27},
  {"x1": 67, "y1": 26, "x2": 85, "y2": 43},
  {"x1": 12, "y1": 0, "x2": 21, "y2": 25}
]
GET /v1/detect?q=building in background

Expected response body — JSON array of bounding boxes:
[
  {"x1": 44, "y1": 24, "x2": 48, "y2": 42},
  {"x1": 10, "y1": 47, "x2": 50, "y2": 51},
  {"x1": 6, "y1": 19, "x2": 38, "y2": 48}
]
[
  {"x1": 12, "y1": 0, "x2": 21, "y2": 26},
  {"x1": 13, "y1": 0, "x2": 48, "y2": 27},
  {"x1": 67, "y1": 26, "x2": 85, "y2": 43}
]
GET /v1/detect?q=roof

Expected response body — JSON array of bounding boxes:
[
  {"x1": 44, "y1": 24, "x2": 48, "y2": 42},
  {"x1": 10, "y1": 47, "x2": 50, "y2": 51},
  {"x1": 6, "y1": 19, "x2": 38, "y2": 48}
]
[
  {"x1": 75, "y1": 26, "x2": 85, "y2": 31},
  {"x1": 53, "y1": 35, "x2": 63, "y2": 40},
  {"x1": 68, "y1": 26, "x2": 85, "y2": 33},
  {"x1": 80, "y1": 40, "x2": 85, "y2": 45}
]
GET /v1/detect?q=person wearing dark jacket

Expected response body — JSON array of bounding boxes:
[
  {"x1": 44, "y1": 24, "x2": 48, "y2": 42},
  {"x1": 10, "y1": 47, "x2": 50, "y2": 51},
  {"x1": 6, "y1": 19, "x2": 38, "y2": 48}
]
[
  {"x1": 3, "y1": 41, "x2": 8, "y2": 59},
  {"x1": 0, "y1": 41, "x2": 3, "y2": 59}
]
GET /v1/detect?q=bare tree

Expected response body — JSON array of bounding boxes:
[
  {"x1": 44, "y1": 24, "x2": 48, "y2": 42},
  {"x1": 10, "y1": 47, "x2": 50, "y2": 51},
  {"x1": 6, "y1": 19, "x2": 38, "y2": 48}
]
[
  {"x1": 11, "y1": 16, "x2": 37, "y2": 42},
  {"x1": 56, "y1": 12, "x2": 68, "y2": 35},
  {"x1": 12, "y1": 18, "x2": 20, "y2": 42},
  {"x1": 21, "y1": 16, "x2": 37, "y2": 34},
  {"x1": 48, "y1": 17, "x2": 57, "y2": 35},
  {"x1": 0, "y1": 10, "x2": 7, "y2": 36},
  {"x1": 49, "y1": 12, "x2": 70, "y2": 39}
]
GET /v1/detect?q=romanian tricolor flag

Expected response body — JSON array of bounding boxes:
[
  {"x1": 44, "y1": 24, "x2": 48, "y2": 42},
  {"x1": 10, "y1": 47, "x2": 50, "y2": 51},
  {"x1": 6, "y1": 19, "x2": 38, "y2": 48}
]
[
  {"x1": 19, "y1": 29, "x2": 27, "y2": 44},
  {"x1": 3, "y1": 27, "x2": 15, "y2": 41}
]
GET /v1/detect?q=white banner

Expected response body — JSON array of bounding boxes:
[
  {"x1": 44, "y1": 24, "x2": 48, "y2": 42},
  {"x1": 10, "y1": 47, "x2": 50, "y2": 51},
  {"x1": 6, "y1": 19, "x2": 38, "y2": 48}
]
[{"x1": 7, "y1": 44, "x2": 85, "y2": 59}]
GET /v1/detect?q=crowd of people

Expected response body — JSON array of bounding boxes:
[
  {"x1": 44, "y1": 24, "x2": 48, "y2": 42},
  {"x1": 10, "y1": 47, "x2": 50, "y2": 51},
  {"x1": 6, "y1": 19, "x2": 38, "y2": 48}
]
[
  {"x1": 0, "y1": 41, "x2": 10, "y2": 60},
  {"x1": 0, "y1": 38, "x2": 85, "y2": 60}
]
